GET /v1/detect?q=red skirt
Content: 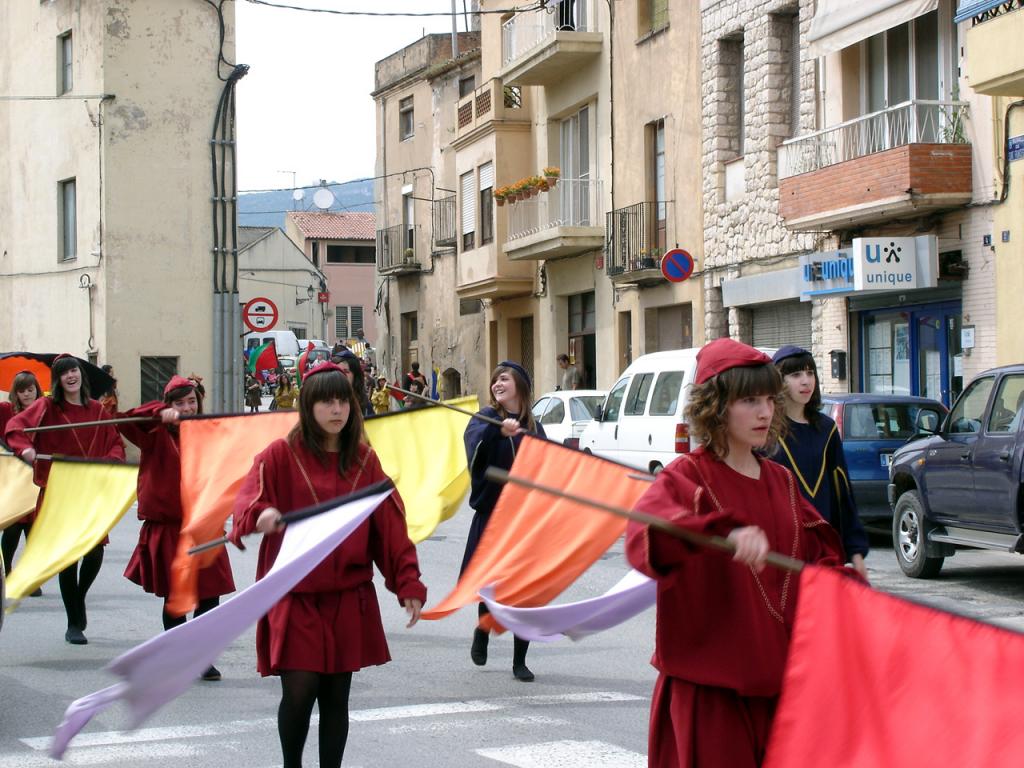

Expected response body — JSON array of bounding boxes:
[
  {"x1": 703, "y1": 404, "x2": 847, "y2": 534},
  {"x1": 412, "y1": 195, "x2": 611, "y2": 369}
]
[
  {"x1": 647, "y1": 674, "x2": 777, "y2": 768},
  {"x1": 124, "y1": 520, "x2": 235, "y2": 599},
  {"x1": 256, "y1": 582, "x2": 389, "y2": 677}
]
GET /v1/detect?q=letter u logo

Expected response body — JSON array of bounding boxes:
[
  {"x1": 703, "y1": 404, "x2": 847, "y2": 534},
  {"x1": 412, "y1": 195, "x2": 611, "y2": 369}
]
[{"x1": 866, "y1": 245, "x2": 881, "y2": 264}]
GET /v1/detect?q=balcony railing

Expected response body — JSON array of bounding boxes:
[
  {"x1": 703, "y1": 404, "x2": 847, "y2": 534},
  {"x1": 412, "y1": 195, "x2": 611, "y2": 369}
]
[
  {"x1": 605, "y1": 201, "x2": 671, "y2": 276},
  {"x1": 433, "y1": 195, "x2": 456, "y2": 250},
  {"x1": 506, "y1": 178, "x2": 604, "y2": 241},
  {"x1": 501, "y1": 0, "x2": 593, "y2": 67},
  {"x1": 778, "y1": 100, "x2": 970, "y2": 179},
  {"x1": 957, "y1": 0, "x2": 1023, "y2": 26},
  {"x1": 377, "y1": 223, "x2": 421, "y2": 272}
]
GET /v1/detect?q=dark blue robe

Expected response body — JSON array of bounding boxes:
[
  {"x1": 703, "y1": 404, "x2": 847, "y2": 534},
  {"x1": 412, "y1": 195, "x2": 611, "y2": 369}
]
[{"x1": 770, "y1": 414, "x2": 869, "y2": 560}]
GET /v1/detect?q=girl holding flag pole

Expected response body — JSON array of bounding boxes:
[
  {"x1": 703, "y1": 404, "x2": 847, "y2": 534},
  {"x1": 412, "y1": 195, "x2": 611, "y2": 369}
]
[
  {"x1": 625, "y1": 339, "x2": 846, "y2": 768},
  {"x1": 4, "y1": 355, "x2": 125, "y2": 645},
  {"x1": 116, "y1": 375, "x2": 235, "y2": 681},
  {"x1": 1, "y1": 370, "x2": 43, "y2": 588},
  {"x1": 229, "y1": 362, "x2": 425, "y2": 768}
]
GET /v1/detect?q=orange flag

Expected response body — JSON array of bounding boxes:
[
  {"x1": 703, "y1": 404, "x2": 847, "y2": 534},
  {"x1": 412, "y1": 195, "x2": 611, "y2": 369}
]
[
  {"x1": 166, "y1": 412, "x2": 297, "y2": 615},
  {"x1": 422, "y1": 435, "x2": 651, "y2": 630}
]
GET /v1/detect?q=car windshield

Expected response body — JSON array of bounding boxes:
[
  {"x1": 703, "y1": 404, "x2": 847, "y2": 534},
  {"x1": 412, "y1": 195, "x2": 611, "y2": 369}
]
[
  {"x1": 569, "y1": 396, "x2": 603, "y2": 421},
  {"x1": 843, "y1": 402, "x2": 943, "y2": 440},
  {"x1": 279, "y1": 357, "x2": 296, "y2": 367}
]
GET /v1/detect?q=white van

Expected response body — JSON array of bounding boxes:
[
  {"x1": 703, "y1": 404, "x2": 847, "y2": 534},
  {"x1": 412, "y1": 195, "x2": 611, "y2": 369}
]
[
  {"x1": 579, "y1": 346, "x2": 774, "y2": 473},
  {"x1": 245, "y1": 330, "x2": 300, "y2": 358}
]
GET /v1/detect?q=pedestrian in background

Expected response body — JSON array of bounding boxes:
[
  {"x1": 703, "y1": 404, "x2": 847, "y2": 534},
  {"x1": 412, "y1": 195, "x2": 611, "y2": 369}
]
[
  {"x1": 404, "y1": 361, "x2": 428, "y2": 395},
  {"x1": 625, "y1": 339, "x2": 845, "y2": 767},
  {"x1": 556, "y1": 354, "x2": 581, "y2": 391},
  {"x1": 229, "y1": 363, "x2": 426, "y2": 768},
  {"x1": 462, "y1": 361, "x2": 545, "y2": 682},
  {"x1": 370, "y1": 376, "x2": 391, "y2": 415},
  {"x1": 245, "y1": 374, "x2": 262, "y2": 413},
  {"x1": 336, "y1": 351, "x2": 373, "y2": 418},
  {"x1": 98, "y1": 364, "x2": 119, "y2": 416},
  {"x1": 770, "y1": 346, "x2": 869, "y2": 580},
  {"x1": 117, "y1": 375, "x2": 235, "y2": 681},
  {"x1": 1, "y1": 370, "x2": 44, "y2": 594},
  {"x1": 274, "y1": 373, "x2": 298, "y2": 411},
  {"x1": 4, "y1": 355, "x2": 126, "y2": 645}
]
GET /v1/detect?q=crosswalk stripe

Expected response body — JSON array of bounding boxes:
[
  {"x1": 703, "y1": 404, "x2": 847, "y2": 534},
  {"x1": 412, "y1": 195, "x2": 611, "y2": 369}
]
[
  {"x1": 0, "y1": 741, "x2": 216, "y2": 768},
  {"x1": 476, "y1": 739, "x2": 647, "y2": 767}
]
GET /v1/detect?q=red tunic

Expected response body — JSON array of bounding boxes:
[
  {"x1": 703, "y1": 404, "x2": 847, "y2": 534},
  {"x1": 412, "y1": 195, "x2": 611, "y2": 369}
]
[
  {"x1": 118, "y1": 402, "x2": 235, "y2": 600},
  {"x1": 230, "y1": 437, "x2": 426, "y2": 677},
  {"x1": 626, "y1": 447, "x2": 844, "y2": 768},
  {"x1": 4, "y1": 396, "x2": 126, "y2": 525},
  {"x1": 0, "y1": 401, "x2": 14, "y2": 442}
]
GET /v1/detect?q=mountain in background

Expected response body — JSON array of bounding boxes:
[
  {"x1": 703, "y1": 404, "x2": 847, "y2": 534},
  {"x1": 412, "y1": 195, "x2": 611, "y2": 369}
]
[{"x1": 238, "y1": 179, "x2": 375, "y2": 229}]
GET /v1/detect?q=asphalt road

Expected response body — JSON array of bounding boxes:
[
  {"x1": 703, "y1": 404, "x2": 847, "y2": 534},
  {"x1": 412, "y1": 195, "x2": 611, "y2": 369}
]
[{"x1": 2, "y1": 504, "x2": 1023, "y2": 767}]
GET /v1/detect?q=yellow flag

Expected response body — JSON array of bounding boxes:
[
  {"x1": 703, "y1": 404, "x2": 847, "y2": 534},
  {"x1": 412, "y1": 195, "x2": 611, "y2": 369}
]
[
  {"x1": 366, "y1": 395, "x2": 478, "y2": 543},
  {"x1": 5, "y1": 461, "x2": 138, "y2": 606},
  {"x1": 0, "y1": 453, "x2": 39, "y2": 530}
]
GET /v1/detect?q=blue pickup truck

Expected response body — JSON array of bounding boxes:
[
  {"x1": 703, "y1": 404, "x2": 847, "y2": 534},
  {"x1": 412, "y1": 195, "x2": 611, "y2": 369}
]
[{"x1": 889, "y1": 365, "x2": 1024, "y2": 577}]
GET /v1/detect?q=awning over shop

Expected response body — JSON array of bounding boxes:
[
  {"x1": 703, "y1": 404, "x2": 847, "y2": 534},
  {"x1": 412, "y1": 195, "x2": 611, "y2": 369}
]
[
  {"x1": 807, "y1": 0, "x2": 939, "y2": 58},
  {"x1": 954, "y1": 1, "x2": 1015, "y2": 23}
]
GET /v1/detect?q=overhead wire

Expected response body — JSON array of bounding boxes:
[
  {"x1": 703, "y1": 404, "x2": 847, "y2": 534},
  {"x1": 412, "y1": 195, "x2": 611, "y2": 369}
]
[{"x1": 243, "y1": 0, "x2": 545, "y2": 17}]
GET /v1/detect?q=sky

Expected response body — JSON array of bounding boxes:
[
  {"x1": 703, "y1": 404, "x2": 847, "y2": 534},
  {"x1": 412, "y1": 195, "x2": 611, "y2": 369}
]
[{"x1": 235, "y1": 0, "x2": 466, "y2": 193}]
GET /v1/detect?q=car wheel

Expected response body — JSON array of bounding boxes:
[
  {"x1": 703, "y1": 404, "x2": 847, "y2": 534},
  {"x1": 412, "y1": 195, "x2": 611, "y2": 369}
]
[
  {"x1": 583, "y1": 448, "x2": 592, "y2": 455},
  {"x1": 892, "y1": 491, "x2": 943, "y2": 579}
]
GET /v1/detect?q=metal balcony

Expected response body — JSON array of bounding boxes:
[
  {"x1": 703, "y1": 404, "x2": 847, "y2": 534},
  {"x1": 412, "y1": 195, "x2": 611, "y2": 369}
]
[
  {"x1": 376, "y1": 224, "x2": 421, "y2": 276},
  {"x1": 503, "y1": 178, "x2": 605, "y2": 261},
  {"x1": 453, "y1": 78, "x2": 529, "y2": 145},
  {"x1": 499, "y1": 2, "x2": 603, "y2": 87},
  {"x1": 605, "y1": 201, "x2": 671, "y2": 287}
]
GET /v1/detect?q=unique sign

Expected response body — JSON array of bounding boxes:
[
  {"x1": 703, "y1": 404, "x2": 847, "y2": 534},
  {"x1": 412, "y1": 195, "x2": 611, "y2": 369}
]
[
  {"x1": 243, "y1": 297, "x2": 279, "y2": 332},
  {"x1": 661, "y1": 249, "x2": 695, "y2": 283},
  {"x1": 799, "y1": 250, "x2": 854, "y2": 301},
  {"x1": 798, "y1": 235, "x2": 938, "y2": 300},
  {"x1": 852, "y1": 237, "x2": 918, "y2": 291}
]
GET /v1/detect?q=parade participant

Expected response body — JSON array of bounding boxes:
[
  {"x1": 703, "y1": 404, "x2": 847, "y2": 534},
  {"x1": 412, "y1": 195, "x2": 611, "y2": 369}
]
[
  {"x1": 770, "y1": 346, "x2": 869, "y2": 580},
  {"x1": 245, "y1": 374, "x2": 262, "y2": 413},
  {"x1": 625, "y1": 338, "x2": 846, "y2": 768},
  {"x1": 274, "y1": 373, "x2": 298, "y2": 411},
  {"x1": 336, "y1": 351, "x2": 373, "y2": 418},
  {"x1": 462, "y1": 361, "x2": 545, "y2": 682},
  {"x1": 229, "y1": 363, "x2": 425, "y2": 768},
  {"x1": 1, "y1": 371, "x2": 44, "y2": 591},
  {"x1": 117, "y1": 375, "x2": 235, "y2": 681},
  {"x1": 4, "y1": 355, "x2": 126, "y2": 645},
  {"x1": 370, "y1": 376, "x2": 390, "y2": 415},
  {"x1": 98, "y1": 364, "x2": 118, "y2": 416}
]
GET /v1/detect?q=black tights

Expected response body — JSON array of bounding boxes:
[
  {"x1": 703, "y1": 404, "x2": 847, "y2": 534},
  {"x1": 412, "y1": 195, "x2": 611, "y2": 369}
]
[
  {"x1": 278, "y1": 670, "x2": 353, "y2": 768},
  {"x1": 58, "y1": 544, "x2": 104, "y2": 629},
  {"x1": 1, "y1": 522, "x2": 30, "y2": 574},
  {"x1": 478, "y1": 602, "x2": 530, "y2": 667},
  {"x1": 162, "y1": 596, "x2": 220, "y2": 632}
]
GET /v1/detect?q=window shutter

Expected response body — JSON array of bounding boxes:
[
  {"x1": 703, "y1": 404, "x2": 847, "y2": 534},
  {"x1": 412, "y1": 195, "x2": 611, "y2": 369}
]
[
  {"x1": 479, "y1": 162, "x2": 494, "y2": 191},
  {"x1": 351, "y1": 306, "x2": 363, "y2": 334},
  {"x1": 335, "y1": 307, "x2": 348, "y2": 339},
  {"x1": 461, "y1": 171, "x2": 476, "y2": 234}
]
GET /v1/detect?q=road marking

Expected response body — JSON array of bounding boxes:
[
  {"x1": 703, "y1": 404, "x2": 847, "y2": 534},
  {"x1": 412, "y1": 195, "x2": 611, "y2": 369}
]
[
  {"x1": 350, "y1": 699, "x2": 504, "y2": 721},
  {"x1": 387, "y1": 714, "x2": 569, "y2": 735},
  {"x1": 20, "y1": 719, "x2": 275, "y2": 751},
  {"x1": 477, "y1": 739, "x2": 647, "y2": 767},
  {"x1": 0, "y1": 741, "x2": 220, "y2": 768}
]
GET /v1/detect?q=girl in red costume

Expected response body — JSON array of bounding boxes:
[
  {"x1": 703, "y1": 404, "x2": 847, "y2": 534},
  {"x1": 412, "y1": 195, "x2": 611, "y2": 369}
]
[
  {"x1": 229, "y1": 362, "x2": 426, "y2": 768},
  {"x1": 117, "y1": 375, "x2": 235, "y2": 681},
  {"x1": 1, "y1": 371, "x2": 43, "y2": 584},
  {"x1": 4, "y1": 355, "x2": 125, "y2": 645},
  {"x1": 626, "y1": 339, "x2": 846, "y2": 768}
]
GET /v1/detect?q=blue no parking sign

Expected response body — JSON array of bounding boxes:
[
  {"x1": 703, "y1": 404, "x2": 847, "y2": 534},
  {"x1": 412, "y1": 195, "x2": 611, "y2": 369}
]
[{"x1": 661, "y1": 249, "x2": 695, "y2": 282}]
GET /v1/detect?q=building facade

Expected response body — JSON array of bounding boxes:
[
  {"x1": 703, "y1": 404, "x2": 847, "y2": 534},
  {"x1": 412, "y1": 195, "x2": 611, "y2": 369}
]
[
  {"x1": 284, "y1": 211, "x2": 376, "y2": 349},
  {"x1": 0, "y1": 0, "x2": 238, "y2": 406},
  {"x1": 703, "y1": 0, "x2": 998, "y2": 406}
]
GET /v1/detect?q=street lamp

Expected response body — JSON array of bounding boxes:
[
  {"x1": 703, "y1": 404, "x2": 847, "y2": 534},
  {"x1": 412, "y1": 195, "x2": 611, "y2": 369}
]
[{"x1": 296, "y1": 285, "x2": 315, "y2": 306}]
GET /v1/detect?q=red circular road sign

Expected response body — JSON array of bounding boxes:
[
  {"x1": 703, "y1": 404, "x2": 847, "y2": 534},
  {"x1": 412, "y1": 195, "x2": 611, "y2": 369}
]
[
  {"x1": 661, "y1": 249, "x2": 695, "y2": 283},
  {"x1": 243, "y1": 297, "x2": 279, "y2": 332}
]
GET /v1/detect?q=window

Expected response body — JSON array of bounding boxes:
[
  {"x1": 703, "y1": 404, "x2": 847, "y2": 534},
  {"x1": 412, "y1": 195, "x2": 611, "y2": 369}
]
[
  {"x1": 540, "y1": 400, "x2": 565, "y2": 426},
  {"x1": 326, "y1": 245, "x2": 374, "y2": 264},
  {"x1": 948, "y1": 377, "x2": 995, "y2": 435},
  {"x1": 531, "y1": 397, "x2": 550, "y2": 421},
  {"x1": 719, "y1": 36, "x2": 745, "y2": 158},
  {"x1": 59, "y1": 178, "x2": 76, "y2": 261},
  {"x1": 625, "y1": 373, "x2": 654, "y2": 416},
  {"x1": 778, "y1": 12, "x2": 800, "y2": 138},
  {"x1": 568, "y1": 291, "x2": 596, "y2": 333},
  {"x1": 478, "y1": 162, "x2": 494, "y2": 245},
  {"x1": 399, "y1": 96, "x2": 414, "y2": 140},
  {"x1": 334, "y1": 305, "x2": 363, "y2": 339},
  {"x1": 602, "y1": 378, "x2": 630, "y2": 423},
  {"x1": 289, "y1": 326, "x2": 307, "y2": 339},
  {"x1": 844, "y1": 403, "x2": 943, "y2": 440},
  {"x1": 638, "y1": 0, "x2": 668, "y2": 37},
  {"x1": 649, "y1": 371, "x2": 684, "y2": 416},
  {"x1": 458, "y1": 75, "x2": 476, "y2": 97},
  {"x1": 569, "y1": 395, "x2": 603, "y2": 421},
  {"x1": 58, "y1": 31, "x2": 72, "y2": 95},
  {"x1": 311, "y1": 241, "x2": 319, "y2": 267},
  {"x1": 460, "y1": 170, "x2": 475, "y2": 251},
  {"x1": 988, "y1": 375, "x2": 1024, "y2": 433},
  {"x1": 560, "y1": 107, "x2": 592, "y2": 225},
  {"x1": 403, "y1": 193, "x2": 415, "y2": 250},
  {"x1": 647, "y1": 119, "x2": 667, "y2": 247},
  {"x1": 140, "y1": 357, "x2": 178, "y2": 404}
]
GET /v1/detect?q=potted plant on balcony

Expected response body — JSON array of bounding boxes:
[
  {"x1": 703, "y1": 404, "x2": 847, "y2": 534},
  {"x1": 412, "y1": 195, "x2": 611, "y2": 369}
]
[
  {"x1": 640, "y1": 247, "x2": 659, "y2": 270},
  {"x1": 403, "y1": 247, "x2": 415, "y2": 263},
  {"x1": 494, "y1": 186, "x2": 508, "y2": 207},
  {"x1": 543, "y1": 166, "x2": 560, "y2": 188}
]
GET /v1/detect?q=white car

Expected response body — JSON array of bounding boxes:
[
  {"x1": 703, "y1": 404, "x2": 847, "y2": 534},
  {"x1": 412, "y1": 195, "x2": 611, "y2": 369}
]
[{"x1": 532, "y1": 389, "x2": 607, "y2": 448}]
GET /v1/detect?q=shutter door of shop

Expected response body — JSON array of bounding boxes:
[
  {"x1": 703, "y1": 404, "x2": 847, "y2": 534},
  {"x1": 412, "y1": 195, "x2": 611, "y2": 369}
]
[{"x1": 751, "y1": 301, "x2": 812, "y2": 349}]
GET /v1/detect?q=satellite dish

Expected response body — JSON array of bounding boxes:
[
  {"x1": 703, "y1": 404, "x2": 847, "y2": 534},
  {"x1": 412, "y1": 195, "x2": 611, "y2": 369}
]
[
  {"x1": 292, "y1": 189, "x2": 304, "y2": 201},
  {"x1": 313, "y1": 188, "x2": 335, "y2": 210}
]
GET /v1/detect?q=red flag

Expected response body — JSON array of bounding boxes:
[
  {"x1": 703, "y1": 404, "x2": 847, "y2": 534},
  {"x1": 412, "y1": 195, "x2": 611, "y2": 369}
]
[
  {"x1": 296, "y1": 341, "x2": 314, "y2": 379},
  {"x1": 765, "y1": 566, "x2": 1024, "y2": 766}
]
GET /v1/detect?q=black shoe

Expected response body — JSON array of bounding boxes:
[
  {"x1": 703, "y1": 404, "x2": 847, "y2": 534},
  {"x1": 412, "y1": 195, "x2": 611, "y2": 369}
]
[
  {"x1": 201, "y1": 665, "x2": 222, "y2": 682},
  {"x1": 29, "y1": 587, "x2": 42, "y2": 597},
  {"x1": 512, "y1": 664, "x2": 535, "y2": 682},
  {"x1": 65, "y1": 626, "x2": 88, "y2": 645},
  {"x1": 471, "y1": 628, "x2": 489, "y2": 666}
]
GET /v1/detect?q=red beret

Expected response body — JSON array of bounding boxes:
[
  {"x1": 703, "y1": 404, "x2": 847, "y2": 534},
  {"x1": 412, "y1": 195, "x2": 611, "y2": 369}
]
[
  {"x1": 694, "y1": 338, "x2": 772, "y2": 385},
  {"x1": 163, "y1": 375, "x2": 196, "y2": 397},
  {"x1": 302, "y1": 360, "x2": 346, "y2": 382}
]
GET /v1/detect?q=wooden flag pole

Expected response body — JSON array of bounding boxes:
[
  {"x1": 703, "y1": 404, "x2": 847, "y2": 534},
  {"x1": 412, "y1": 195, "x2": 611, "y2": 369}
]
[
  {"x1": 24, "y1": 416, "x2": 156, "y2": 433},
  {"x1": 384, "y1": 384, "x2": 505, "y2": 427},
  {"x1": 484, "y1": 467, "x2": 805, "y2": 574}
]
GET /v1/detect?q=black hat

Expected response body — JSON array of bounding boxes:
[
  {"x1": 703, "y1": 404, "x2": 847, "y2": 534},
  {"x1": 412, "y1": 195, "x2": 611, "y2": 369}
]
[{"x1": 772, "y1": 345, "x2": 811, "y2": 365}]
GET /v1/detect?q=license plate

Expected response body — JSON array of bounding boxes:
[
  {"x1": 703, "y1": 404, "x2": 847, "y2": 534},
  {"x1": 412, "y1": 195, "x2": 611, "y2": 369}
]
[{"x1": 880, "y1": 453, "x2": 894, "y2": 467}]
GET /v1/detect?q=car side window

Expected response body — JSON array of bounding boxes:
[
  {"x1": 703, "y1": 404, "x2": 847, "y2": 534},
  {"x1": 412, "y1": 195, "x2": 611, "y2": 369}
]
[
  {"x1": 541, "y1": 399, "x2": 565, "y2": 425},
  {"x1": 624, "y1": 373, "x2": 654, "y2": 416},
  {"x1": 987, "y1": 375, "x2": 1024, "y2": 433},
  {"x1": 948, "y1": 377, "x2": 995, "y2": 435},
  {"x1": 649, "y1": 371, "x2": 685, "y2": 416},
  {"x1": 532, "y1": 397, "x2": 550, "y2": 421},
  {"x1": 603, "y1": 378, "x2": 629, "y2": 423}
]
